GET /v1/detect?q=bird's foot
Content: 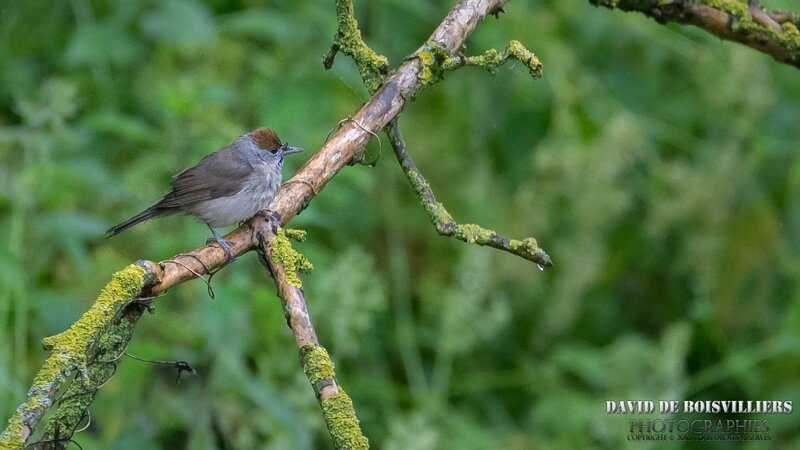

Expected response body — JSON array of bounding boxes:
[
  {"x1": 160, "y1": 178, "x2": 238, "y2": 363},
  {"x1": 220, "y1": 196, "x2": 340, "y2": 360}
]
[
  {"x1": 207, "y1": 236, "x2": 234, "y2": 261},
  {"x1": 254, "y1": 210, "x2": 282, "y2": 223},
  {"x1": 253, "y1": 210, "x2": 281, "y2": 233}
]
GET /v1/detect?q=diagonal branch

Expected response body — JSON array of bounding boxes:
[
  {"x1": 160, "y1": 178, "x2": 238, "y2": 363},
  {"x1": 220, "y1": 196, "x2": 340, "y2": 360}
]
[
  {"x1": 387, "y1": 120, "x2": 553, "y2": 269},
  {"x1": 590, "y1": 0, "x2": 800, "y2": 68},
  {"x1": 251, "y1": 213, "x2": 368, "y2": 450},
  {"x1": 145, "y1": 0, "x2": 515, "y2": 293},
  {"x1": 3, "y1": 1, "x2": 525, "y2": 447},
  {"x1": 441, "y1": 40, "x2": 543, "y2": 77},
  {"x1": 0, "y1": 263, "x2": 157, "y2": 448}
]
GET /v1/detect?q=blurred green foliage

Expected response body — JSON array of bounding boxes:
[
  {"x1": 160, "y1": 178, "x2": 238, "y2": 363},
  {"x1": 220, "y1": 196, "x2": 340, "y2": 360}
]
[{"x1": 1, "y1": 0, "x2": 800, "y2": 448}]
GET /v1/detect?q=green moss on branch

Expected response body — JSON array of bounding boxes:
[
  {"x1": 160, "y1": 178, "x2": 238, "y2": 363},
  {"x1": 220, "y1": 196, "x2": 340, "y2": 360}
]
[
  {"x1": 442, "y1": 40, "x2": 543, "y2": 79},
  {"x1": 299, "y1": 343, "x2": 368, "y2": 450},
  {"x1": 329, "y1": 0, "x2": 390, "y2": 93},
  {"x1": 301, "y1": 343, "x2": 336, "y2": 386},
  {"x1": 321, "y1": 389, "x2": 369, "y2": 450},
  {"x1": 590, "y1": 0, "x2": 800, "y2": 67},
  {"x1": 272, "y1": 228, "x2": 313, "y2": 288},
  {"x1": 1, "y1": 264, "x2": 150, "y2": 448}
]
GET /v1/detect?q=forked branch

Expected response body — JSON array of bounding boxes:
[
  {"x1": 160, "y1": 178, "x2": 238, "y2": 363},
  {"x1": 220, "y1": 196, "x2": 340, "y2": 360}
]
[{"x1": 2, "y1": 0, "x2": 541, "y2": 448}]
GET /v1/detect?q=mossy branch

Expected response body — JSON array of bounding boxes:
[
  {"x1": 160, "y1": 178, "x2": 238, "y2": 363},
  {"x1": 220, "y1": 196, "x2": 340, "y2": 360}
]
[
  {"x1": 590, "y1": 0, "x2": 800, "y2": 68},
  {"x1": 0, "y1": 263, "x2": 156, "y2": 449},
  {"x1": 409, "y1": 38, "x2": 542, "y2": 96},
  {"x1": 301, "y1": 344, "x2": 368, "y2": 450},
  {"x1": 326, "y1": 2, "x2": 547, "y2": 266},
  {"x1": 4, "y1": 1, "x2": 528, "y2": 448},
  {"x1": 387, "y1": 120, "x2": 553, "y2": 268},
  {"x1": 443, "y1": 40, "x2": 543, "y2": 78},
  {"x1": 253, "y1": 214, "x2": 368, "y2": 449},
  {"x1": 324, "y1": 0, "x2": 390, "y2": 93}
]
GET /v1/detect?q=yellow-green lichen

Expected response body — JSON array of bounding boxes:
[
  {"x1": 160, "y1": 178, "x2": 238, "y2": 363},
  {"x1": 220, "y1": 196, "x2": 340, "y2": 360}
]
[
  {"x1": 699, "y1": 0, "x2": 800, "y2": 49},
  {"x1": 272, "y1": 228, "x2": 313, "y2": 288},
  {"x1": 506, "y1": 40, "x2": 543, "y2": 78},
  {"x1": 300, "y1": 343, "x2": 336, "y2": 385},
  {"x1": 285, "y1": 228, "x2": 308, "y2": 242},
  {"x1": 0, "y1": 413, "x2": 26, "y2": 449},
  {"x1": 40, "y1": 265, "x2": 146, "y2": 359},
  {"x1": 508, "y1": 237, "x2": 540, "y2": 255},
  {"x1": 403, "y1": 170, "x2": 455, "y2": 225},
  {"x1": 405, "y1": 169, "x2": 426, "y2": 191},
  {"x1": 1, "y1": 264, "x2": 147, "y2": 449},
  {"x1": 441, "y1": 41, "x2": 542, "y2": 79},
  {"x1": 705, "y1": 0, "x2": 748, "y2": 18},
  {"x1": 428, "y1": 201, "x2": 455, "y2": 227},
  {"x1": 321, "y1": 389, "x2": 369, "y2": 450},
  {"x1": 465, "y1": 48, "x2": 504, "y2": 74},
  {"x1": 705, "y1": 0, "x2": 755, "y2": 29},
  {"x1": 417, "y1": 40, "x2": 449, "y2": 87},
  {"x1": 783, "y1": 22, "x2": 800, "y2": 43},
  {"x1": 455, "y1": 223, "x2": 495, "y2": 244},
  {"x1": 334, "y1": 0, "x2": 389, "y2": 93},
  {"x1": 418, "y1": 50, "x2": 435, "y2": 66}
]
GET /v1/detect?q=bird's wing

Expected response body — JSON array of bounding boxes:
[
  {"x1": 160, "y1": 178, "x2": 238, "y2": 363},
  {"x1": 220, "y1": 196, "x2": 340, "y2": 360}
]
[{"x1": 154, "y1": 144, "x2": 254, "y2": 208}]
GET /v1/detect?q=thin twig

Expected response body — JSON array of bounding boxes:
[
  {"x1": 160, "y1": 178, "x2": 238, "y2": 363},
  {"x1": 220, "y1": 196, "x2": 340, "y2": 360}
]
[{"x1": 387, "y1": 119, "x2": 553, "y2": 268}]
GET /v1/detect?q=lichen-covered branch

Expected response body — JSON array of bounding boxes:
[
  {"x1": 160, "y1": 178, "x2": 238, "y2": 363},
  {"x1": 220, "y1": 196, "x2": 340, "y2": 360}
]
[
  {"x1": 325, "y1": 2, "x2": 547, "y2": 268},
  {"x1": 590, "y1": 0, "x2": 800, "y2": 68},
  {"x1": 144, "y1": 0, "x2": 514, "y2": 290},
  {"x1": 324, "y1": 0, "x2": 390, "y2": 93},
  {"x1": 0, "y1": 263, "x2": 156, "y2": 449},
  {"x1": 442, "y1": 40, "x2": 543, "y2": 77},
  {"x1": 4, "y1": 1, "x2": 529, "y2": 447},
  {"x1": 387, "y1": 120, "x2": 553, "y2": 268},
  {"x1": 768, "y1": 10, "x2": 800, "y2": 28},
  {"x1": 252, "y1": 213, "x2": 368, "y2": 450}
]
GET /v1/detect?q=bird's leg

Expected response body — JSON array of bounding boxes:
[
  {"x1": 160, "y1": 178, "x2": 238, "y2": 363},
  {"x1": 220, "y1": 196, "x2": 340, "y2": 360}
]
[{"x1": 205, "y1": 224, "x2": 234, "y2": 261}]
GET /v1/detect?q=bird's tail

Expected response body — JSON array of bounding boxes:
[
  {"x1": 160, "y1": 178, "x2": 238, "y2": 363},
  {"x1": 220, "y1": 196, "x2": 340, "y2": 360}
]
[{"x1": 106, "y1": 207, "x2": 167, "y2": 237}]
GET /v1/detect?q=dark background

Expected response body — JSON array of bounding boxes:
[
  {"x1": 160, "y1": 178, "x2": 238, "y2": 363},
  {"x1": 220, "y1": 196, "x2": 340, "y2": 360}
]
[{"x1": 1, "y1": 0, "x2": 799, "y2": 448}]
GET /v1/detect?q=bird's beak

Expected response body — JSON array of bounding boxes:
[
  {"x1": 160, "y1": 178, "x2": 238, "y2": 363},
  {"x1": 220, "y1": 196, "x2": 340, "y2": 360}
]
[{"x1": 282, "y1": 146, "x2": 304, "y2": 155}]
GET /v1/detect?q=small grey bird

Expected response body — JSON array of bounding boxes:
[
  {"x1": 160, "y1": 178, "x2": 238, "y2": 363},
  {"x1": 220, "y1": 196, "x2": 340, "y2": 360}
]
[{"x1": 107, "y1": 128, "x2": 303, "y2": 258}]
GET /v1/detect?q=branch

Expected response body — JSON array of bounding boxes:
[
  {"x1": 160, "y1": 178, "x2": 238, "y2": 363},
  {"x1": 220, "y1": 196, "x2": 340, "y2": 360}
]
[
  {"x1": 324, "y1": 1, "x2": 548, "y2": 269},
  {"x1": 590, "y1": 0, "x2": 800, "y2": 68},
  {"x1": 0, "y1": 263, "x2": 157, "y2": 449},
  {"x1": 252, "y1": 214, "x2": 368, "y2": 450},
  {"x1": 141, "y1": 0, "x2": 516, "y2": 294},
  {"x1": 387, "y1": 120, "x2": 553, "y2": 269},
  {"x1": 3, "y1": 0, "x2": 529, "y2": 446},
  {"x1": 441, "y1": 40, "x2": 543, "y2": 77},
  {"x1": 323, "y1": 0, "x2": 390, "y2": 93}
]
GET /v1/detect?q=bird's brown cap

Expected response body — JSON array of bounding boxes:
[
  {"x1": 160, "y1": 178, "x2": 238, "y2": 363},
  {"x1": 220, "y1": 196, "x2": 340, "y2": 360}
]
[{"x1": 248, "y1": 127, "x2": 282, "y2": 149}]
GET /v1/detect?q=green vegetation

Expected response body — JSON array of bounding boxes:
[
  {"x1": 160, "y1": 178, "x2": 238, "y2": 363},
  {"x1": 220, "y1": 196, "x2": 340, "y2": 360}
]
[{"x1": 1, "y1": 0, "x2": 800, "y2": 448}]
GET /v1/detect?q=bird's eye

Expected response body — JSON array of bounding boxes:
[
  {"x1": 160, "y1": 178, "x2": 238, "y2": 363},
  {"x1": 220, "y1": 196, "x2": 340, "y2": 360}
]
[{"x1": 269, "y1": 148, "x2": 279, "y2": 154}]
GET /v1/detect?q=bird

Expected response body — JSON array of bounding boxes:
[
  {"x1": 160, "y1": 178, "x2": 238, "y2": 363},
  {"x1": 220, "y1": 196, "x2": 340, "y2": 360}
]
[{"x1": 106, "y1": 127, "x2": 303, "y2": 259}]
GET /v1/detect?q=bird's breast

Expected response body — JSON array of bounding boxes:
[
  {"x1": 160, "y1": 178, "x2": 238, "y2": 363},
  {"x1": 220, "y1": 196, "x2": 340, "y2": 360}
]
[{"x1": 188, "y1": 162, "x2": 282, "y2": 227}]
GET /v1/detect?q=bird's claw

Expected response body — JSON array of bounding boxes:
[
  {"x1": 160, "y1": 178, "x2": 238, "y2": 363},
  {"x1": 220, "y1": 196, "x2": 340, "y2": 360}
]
[
  {"x1": 254, "y1": 210, "x2": 282, "y2": 223},
  {"x1": 253, "y1": 210, "x2": 281, "y2": 233},
  {"x1": 207, "y1": 236, "x2": 234, "y2": 261}
]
